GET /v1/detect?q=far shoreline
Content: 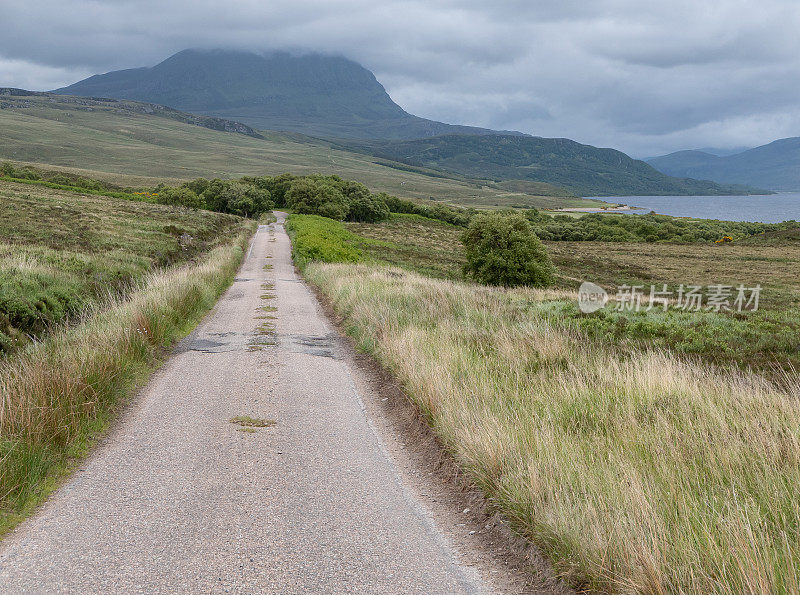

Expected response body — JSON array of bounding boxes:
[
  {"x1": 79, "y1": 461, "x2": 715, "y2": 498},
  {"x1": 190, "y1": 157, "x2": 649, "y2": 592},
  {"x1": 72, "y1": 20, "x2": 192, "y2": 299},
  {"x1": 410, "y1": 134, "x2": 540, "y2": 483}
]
[{"x1": 551, "y1": 204, "x2": 640, "y2": 213}]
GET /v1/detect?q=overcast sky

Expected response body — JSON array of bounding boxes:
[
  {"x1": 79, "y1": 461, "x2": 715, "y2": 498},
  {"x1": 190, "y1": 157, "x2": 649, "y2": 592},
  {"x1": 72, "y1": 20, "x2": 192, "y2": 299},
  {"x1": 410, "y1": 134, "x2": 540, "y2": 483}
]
[{"x1": 2, "y1": 0, "x2": 799, "y2": 157}]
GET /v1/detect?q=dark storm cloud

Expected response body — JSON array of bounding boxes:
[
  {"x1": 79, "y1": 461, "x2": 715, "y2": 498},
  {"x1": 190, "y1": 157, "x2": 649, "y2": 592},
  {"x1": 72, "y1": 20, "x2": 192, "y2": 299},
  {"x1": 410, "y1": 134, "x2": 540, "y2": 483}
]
[{"x1": 2, "y1": 0, "x2": 800, "y2": 156}]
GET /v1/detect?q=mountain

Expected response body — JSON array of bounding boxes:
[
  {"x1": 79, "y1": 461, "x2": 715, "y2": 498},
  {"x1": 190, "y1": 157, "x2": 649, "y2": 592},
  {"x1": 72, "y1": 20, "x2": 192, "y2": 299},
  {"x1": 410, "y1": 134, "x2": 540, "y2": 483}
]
[
  {"x1": 340, "y1": 135, "x2": 763, "y2": 196},
  {"x1": 648, "y1": 138, "x2": 800, "y2": 191},
  {"x1": 647, "y1": 150, "x2": 722, "y2": 176},
  {"x1": 54, "y1": 49, "x2": 517, "y2": 140},
  {"x1": 53, "y1": 49, "x2": 762, "y2": 196}
]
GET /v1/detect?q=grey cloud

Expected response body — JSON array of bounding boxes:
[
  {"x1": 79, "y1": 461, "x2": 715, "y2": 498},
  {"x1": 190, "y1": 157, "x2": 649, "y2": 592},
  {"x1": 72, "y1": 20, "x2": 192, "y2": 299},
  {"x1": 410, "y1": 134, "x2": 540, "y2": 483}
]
[{"x1": 1, "y1": 0, "x2": 800, "y2": 156}]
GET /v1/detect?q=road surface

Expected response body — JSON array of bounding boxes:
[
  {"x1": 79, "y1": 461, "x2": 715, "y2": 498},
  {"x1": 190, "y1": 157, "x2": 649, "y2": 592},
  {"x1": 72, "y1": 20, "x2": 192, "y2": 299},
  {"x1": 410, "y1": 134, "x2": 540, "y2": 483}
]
[{"x1": 0, "y1": 213, "x2": 490, "y2": 593}]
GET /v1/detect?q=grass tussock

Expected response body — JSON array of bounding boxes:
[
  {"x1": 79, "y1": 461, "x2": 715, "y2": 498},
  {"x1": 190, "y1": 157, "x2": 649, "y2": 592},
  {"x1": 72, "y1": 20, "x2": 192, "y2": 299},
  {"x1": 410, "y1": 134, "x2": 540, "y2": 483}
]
[
  {"x1": 0, "y1": 224, "x2": 254, "y2": 531},
  {"x1": 306, "y1": 262, "x2": 800, "y2": 593}
]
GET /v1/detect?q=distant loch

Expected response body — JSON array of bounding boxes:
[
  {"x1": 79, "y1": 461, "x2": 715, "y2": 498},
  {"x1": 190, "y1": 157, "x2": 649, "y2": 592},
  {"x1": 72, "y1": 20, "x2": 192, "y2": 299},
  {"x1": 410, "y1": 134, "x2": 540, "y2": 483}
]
[{"x1": 586, "y1": 193, "x2": 800, "y2": 223}]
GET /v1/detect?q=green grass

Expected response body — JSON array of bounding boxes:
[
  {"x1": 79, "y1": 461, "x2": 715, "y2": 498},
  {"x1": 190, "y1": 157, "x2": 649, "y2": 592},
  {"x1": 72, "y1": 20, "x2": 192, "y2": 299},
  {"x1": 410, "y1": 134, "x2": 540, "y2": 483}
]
[
  {"x1": 0, "y1": 210, "x2": 254, "y2": 534},
  {"x1": 285, "y1": 214, "x2": 362, "y2": 269},
  {"x1": 0, "y1": 174, "x2": 147, "y2": 202},
  {"x1": 346, "y1": 214, "x2": 466, "y2": 280},
  {"x1": 0, "y1": 179, "x2": 243, "y2": 353},
  {"x1": 0, "y1": 94, "x2": 591, "y2": 210},
  {"x1": 305, "y1": 263, "x2": 800, "y2": 592},
  {"x1": 342, "y1": 214, "x2": 800, "y2": 378}
]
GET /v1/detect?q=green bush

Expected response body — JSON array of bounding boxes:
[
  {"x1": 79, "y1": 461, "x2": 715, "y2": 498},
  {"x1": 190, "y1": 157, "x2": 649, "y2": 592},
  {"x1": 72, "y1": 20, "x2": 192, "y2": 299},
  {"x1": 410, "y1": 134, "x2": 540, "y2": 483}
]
[
  {"x1": 156, "y1": 187, "x2": 204, "y2": 209},
  {"x1": 197, "y1": 179, "x2": 272, "y2": 218},
  {"x1": 0, "y1": 162, "x2": 40, "y2": 181},
  {"x1": 347, "y1": 193, "x2": 390, "y2": 223},
  {"x1": 524, "y1": 210, "x2": 798, "y2": 243},
  {"x1": 240, "y1": 173, "x2": 298, "y2": 208},
  {"x1": 461, "y1": 213, "x2": 556, "y2": 287},
  {"x1": 377, "y1": 192, "x2": 473, "y2": 226},
  {"x1": 181, "y1": 177, "x2": 210, "y2": 196},
  {"x1": 286, "y1": 179, "x2": 349, "y2": 220},
  {"x1": 220, "y1": 182, "x2": 272, "y2": 217},
  {"x1": 340, "y1": 179, "x2": 372, "y2": 202},
  {"x1": 151, "y1": 172, "x2": 474, "y2": 227}
]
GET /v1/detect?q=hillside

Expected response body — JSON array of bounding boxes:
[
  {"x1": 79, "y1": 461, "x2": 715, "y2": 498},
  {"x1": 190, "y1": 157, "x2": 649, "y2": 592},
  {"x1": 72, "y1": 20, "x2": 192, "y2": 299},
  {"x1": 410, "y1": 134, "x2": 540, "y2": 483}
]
[
  {"x1": 647, "y1": 150, "x2": 721, "y2": 175},
  {"x1": 648, "y1": 138, "x2": 800, "y2": 191},
  {"x1": 0, "y1": 91, "x2": 588, "y2": 209},
  {"x1": 342, "y1": 135, "x2": 763, "y2": 196},
  {"x1": 54, "y1": 49, "x2": 515, "y2": 140},
  {"x1": 1, "y1": 87, "x2": 264, "y2": 138},
  {"x1": 51, "y1": 49, "x2": 761, "y2": 196}
]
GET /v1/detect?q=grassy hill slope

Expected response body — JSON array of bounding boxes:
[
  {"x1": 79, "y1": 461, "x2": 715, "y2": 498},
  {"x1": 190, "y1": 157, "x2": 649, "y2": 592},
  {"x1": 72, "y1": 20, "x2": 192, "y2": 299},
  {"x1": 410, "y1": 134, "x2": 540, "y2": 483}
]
[
  {"x1": 0, "y1": 92, "x2": 589, "y2": 209},
  {"x1": 342, "y1": 135, "x2": 765, "y2": 196}
]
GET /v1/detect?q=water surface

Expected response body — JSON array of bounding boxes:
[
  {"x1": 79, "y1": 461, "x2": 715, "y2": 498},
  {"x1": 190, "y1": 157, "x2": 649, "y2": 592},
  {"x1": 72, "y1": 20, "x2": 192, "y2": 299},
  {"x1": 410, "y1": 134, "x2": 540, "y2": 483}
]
[{"x1": 586, "y1": 193, "x2": 800, "y2": 223}]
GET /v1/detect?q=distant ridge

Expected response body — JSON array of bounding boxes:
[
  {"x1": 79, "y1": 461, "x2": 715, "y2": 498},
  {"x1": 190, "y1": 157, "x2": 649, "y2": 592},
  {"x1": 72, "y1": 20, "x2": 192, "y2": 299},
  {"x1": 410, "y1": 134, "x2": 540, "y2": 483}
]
[
  {"x1": 648, "y1": 138, "x2": 800, "y2": 191},
  {"x1": 54, "y1": 49, "x2": 522, "y2": 140},
  {"x1": 341, "y1": 135, "x2": 766, "y2": 196},
  {"x1": 1, "y1": 88, "x2": 264, "y2": 138}
]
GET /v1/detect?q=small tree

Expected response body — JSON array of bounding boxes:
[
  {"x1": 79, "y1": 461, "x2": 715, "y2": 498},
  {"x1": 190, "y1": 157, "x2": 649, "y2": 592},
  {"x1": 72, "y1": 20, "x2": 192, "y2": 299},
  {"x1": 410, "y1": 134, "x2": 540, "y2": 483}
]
[
  {"x1": 285, "y1": 179, "x2": 349, "y2": 220},
  {"x1": 157, "y1": 187, "x2": 204, "y2": 209},
  {"x1": 461, "y1": 213, "x2": 556, "y2": 287},
  {"x1": 346, "y1": 194, "x2": 390, "y2": 223},
  {"x1": 198, "y1": 179, "x2": 272, "y2": 217},
  {"x1": 182, "y1": 177, "x2": 210, "y2": 196},
  {"x1": 219, "y1": 182, "x2": 272, "y2": 217},
  {"x1": 200, "y1": 179, "x2": 229, "y2": 212},
  {"x1": 242, "y1": 173, "x2": 297, "y2": 208}
]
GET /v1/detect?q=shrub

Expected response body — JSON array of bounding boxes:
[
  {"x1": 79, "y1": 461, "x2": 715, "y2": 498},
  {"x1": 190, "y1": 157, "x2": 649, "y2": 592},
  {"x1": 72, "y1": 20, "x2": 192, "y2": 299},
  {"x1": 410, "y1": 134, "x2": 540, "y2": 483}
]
[
  {"x1": 379, "y1": 193, "x2": 416, "y2": 214},
  {"x1": 198, "y1": 179, "x2": 228, "y2": 213},
  {"x1": 156, "y1": 187, "x2": 204, "y2": 209},
  {"x1": 151, "y1": 172, "x2": 479, "y2": 226},
  {"x1": 0, "y1": 162, "x2": 40, "y2": 181},
  {"x1": 285, "y1": 179, "x2": 349, "y2": 220},
  {"x1": 461, "y1": 213, "x2": 556, "y2": 287},
  {"x1": 346, "y1": 194, "x2": 390, "y2": 223},
  {"x1": 182, "y1": 178, "x2": 210, "y2": 196},
  {"x1": 340, "y1": 180, "x2": 372, "y2": 202},
  {"x1": 199, "y1": 179, "x2": 272, "y2": 217},
  {"x1": 430, "y1": 203, "x2": 472, "y2": 226},
  {"x1": 374, "y1": 192, "x2": 474, "y2": 226},
  {"x1": 219, "y1": 182, "x2": 272, "y2": 218},
  {"x1": 523, "y1": 210, "x2": 796, "y2": 243},
  {"x1": 240, "y1": 173, "x2": 297, "y2": 208}
]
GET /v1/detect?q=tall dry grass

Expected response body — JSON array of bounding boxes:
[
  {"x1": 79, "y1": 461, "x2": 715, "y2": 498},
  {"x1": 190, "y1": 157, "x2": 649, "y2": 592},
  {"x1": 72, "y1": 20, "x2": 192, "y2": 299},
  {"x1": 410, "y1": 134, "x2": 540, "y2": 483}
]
[
  {"x1": 307, "y1": 262, "x2": 800, "y2": 593},
  {"x1": 0, "y1": 225, "x2": 253, "y2": 526}
]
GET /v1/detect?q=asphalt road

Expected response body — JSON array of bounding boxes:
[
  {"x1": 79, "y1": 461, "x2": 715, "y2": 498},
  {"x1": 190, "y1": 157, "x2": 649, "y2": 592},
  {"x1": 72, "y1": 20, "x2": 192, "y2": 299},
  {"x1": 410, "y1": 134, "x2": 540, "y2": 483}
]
[{"x1": 0, "y1": 213, "x2": 488, "y2": 594}]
